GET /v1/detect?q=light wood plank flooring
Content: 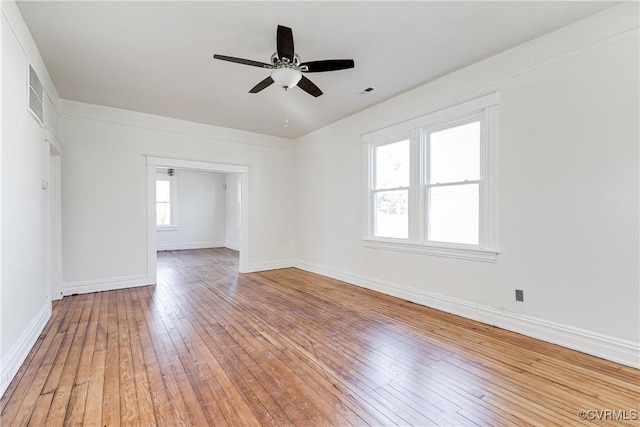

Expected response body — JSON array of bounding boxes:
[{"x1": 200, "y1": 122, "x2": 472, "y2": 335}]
[{"x1": 1, "y1": 248, "x2": 638, "y2": 426}]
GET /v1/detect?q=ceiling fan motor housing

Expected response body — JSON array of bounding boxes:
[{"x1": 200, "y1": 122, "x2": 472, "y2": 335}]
[{"x1": 271, "y1": 52, "x2": 304, "y2": 68}]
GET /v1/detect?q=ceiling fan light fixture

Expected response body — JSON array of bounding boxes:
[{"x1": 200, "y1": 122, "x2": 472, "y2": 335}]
[{"x1": 271, "y1": 67, "x2": 302, "y2": 89}]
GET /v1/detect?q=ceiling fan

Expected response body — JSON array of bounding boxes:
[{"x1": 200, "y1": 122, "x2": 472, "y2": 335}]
[{"x1": 213, "y1": 25, "x2": 354, "y2": 97}]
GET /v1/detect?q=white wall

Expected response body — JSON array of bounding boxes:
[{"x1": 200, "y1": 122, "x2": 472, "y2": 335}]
[
  {"x1": 0, "y1": 1, "x2": 61, "y2": 395},
  {"x1": 225, "y1": 173, "x2": 241, "y2": 251},
  {"x1": 61, "y1": 100, "x2": 294, "y2": 294},
  {"x1": 156, "y1": 170, "x2": 226, "y2": 251},
  {"x1": 293, "y1": 4, "x2": 639, "y2": 367}
]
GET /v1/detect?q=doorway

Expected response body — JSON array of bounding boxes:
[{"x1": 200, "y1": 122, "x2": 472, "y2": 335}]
[{"x1": 146, "y1": 156, "x2": 249, "y2": 284}]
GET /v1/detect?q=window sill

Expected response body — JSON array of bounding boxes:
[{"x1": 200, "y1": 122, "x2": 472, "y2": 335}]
[
  {"x1": 362, "y1": 239, "x2": 498, "y2": 262},
  {"x1": 157, "y1": 226, "x2": 178, "y2": 232}
]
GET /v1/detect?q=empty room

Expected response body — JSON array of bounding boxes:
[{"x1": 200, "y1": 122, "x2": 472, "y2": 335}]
[{"x1": 1, "y1": 1, "x2": 638, "y2": 426}]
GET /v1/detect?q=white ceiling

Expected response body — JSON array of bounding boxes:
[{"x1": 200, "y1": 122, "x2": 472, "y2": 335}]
[{"x1": 17, "y1": 1, "x2": 616, "y2": 139}]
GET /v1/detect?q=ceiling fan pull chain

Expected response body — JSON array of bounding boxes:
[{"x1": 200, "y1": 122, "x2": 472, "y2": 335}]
[{"x1": 284, "y1": 87, "x2": 289, "y2": 127}]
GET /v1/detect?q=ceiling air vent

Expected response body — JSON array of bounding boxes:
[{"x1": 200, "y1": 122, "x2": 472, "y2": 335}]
[{"x1": 28, "y1": 65, "x2": 44, "y2": 125}]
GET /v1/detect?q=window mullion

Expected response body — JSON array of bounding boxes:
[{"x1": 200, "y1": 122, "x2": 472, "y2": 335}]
[
  {"x1": 408, "y1": 128, "x2": 421, "y2": 243},
  {"x1": 417, "y1": 129, "x2": 423, "y2": 244},
  {"x1": 423, "y1": 128, "x2": 431, "y2": 244}
]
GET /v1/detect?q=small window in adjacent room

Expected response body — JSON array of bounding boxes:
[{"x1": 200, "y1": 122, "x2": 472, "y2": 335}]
[
  {"x1": 236, "y1": 177, "x2": 242, "y2": 228},
  {"x1": 363, "y1": 93, "x2": 498, "y2": 261},
  {"x1": 156, "y1": 176, "x2": 175, "y2": 227}
]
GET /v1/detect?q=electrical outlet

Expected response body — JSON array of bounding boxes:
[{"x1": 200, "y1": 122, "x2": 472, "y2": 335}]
[{"x1": 515, "y1": 289, "x2": 524, "y2": 302}]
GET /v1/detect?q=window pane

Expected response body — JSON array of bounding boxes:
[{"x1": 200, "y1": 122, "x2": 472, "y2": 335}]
[
  {"x1": 429, "y1": 184, "x2": 478, "y2": 245},
  {"x1": 156, "y1": 180, "x2": 171, "y2": 203},
  {"x1": 429, "y1": 121, "x2": 480, "y2": 184},
  {"x1": 374, "y1": 190, "x2": 408, "y2": 238},
  {"x1": 157, "y1": 202, "x2": 171, "y2": 225},
  {"x1": 375, "y1": 139, "x2": 410, "y2": 189}
]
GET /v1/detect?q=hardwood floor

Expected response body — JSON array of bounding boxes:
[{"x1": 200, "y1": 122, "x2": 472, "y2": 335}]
[{"x1": 1, "y1": 248, "x2": 638, "y2": 426}]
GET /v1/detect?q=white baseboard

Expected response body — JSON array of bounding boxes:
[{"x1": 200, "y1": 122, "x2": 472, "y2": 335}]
[
  {"x1": 293, "y1": 259, "x2": 640, "y2": 369},
  {"x1": 225, "y1": 242, "x2": 240, "y2": 251},
  {"x1": 0, "y1": 301, "x2": 51, "y2": 397},
  {"x1": 157, "y1": 241, "x2": 225, "y2": 251},
  {"x1": 63, "y1": 274, "x2": 152, "y2": 296},
  {"x1": 247, "y1": 260, "x2": 293, "y2": 273}
]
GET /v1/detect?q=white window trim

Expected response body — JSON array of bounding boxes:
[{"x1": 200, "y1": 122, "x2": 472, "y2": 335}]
[
  {"x1": 156, "y1": 173, "x2": 178, "y2": 229},
  {"x1": 363, "y1": 93, "x2": 498, "y2": 262}
]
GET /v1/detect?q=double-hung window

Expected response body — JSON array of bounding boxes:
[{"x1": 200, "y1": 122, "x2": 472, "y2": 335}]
[
  {"x1": 373, "y1": 139, "x2": 410, "y2": 239},
  {"x1": 364, "y1": 93, "x2": 498, "y2": 261},
  {"x1": 427, "y1": 119, "x2": 481, "y2": 245}
]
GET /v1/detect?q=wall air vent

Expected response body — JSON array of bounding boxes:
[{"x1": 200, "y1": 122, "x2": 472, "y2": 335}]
[{"x1": 28, "y1": 65, "x2": 44, "y2": 125}]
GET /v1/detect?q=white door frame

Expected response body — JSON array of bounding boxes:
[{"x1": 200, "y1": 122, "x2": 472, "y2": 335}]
[
  {"x1": 46, "y1": 129, "x2": 63, "y2": 300},
  {"x1": 146, "y1": 156, "x2": 250, "y2": 282}
]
